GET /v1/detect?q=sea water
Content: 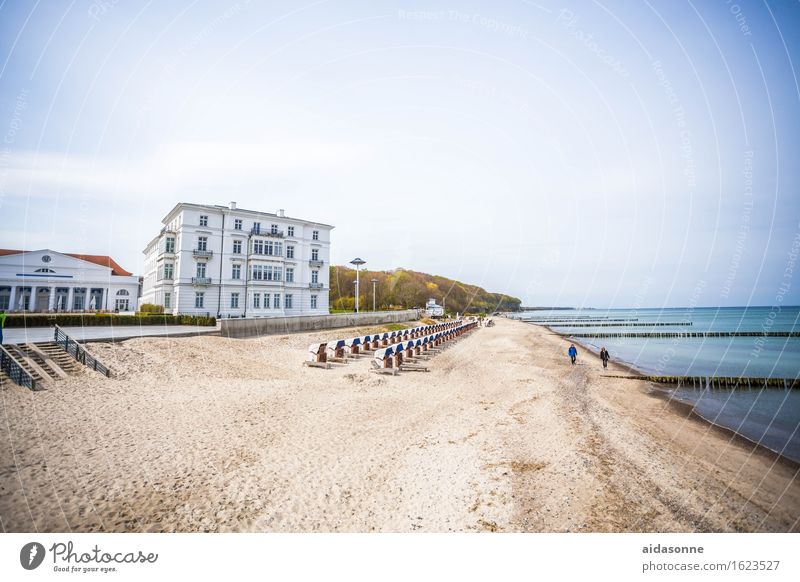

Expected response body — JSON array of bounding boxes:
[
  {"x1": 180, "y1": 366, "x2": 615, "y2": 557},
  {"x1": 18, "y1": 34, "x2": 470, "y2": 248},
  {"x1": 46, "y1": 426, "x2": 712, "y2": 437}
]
[{"x1": 514, "y1": 307, "x2": 800, "y2": 462}]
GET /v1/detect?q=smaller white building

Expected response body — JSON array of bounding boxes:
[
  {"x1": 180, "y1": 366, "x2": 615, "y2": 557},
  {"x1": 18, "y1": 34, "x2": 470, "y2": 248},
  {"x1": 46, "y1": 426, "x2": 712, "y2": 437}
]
[
  {"x1": 425, "y1": 298, "x2": 445, "y2": 318},
  {"x1": 0, "y1": 249, "x2": 140, "y2": 312}
]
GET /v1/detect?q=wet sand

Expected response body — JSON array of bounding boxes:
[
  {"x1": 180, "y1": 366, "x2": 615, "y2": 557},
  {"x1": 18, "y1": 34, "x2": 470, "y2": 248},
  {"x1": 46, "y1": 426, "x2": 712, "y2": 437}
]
[{"x1": 1, "y1": 318, "x2": 797, "y2": 532}]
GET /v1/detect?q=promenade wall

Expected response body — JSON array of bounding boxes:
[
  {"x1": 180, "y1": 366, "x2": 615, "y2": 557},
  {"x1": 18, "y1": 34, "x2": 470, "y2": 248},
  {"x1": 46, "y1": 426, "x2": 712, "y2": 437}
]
[{"x1": 218, "y1": 310, "x2": 420, "y2": 339}]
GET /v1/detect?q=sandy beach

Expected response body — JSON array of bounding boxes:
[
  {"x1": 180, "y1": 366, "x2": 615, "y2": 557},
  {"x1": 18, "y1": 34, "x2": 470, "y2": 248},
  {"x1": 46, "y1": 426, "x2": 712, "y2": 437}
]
[{"x1": 1, "y1": 318, "x2": 797, "y2": 533}]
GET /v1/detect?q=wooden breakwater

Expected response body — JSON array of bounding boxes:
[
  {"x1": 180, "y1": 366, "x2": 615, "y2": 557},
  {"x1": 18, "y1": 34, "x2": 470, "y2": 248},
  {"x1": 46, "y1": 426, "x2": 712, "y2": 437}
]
[
  {"x1": 542, "y1": 322, "x2": 692, "y2": 328},
  {"x1": 563, "y1": 331, "x2": 800, "y2": 338},
  {"x1": 605, "y1": 374, "x2": 799, "y2": 390},
  {"x1": 519, "y1": 317, "x2": 639, "y2": 325}
]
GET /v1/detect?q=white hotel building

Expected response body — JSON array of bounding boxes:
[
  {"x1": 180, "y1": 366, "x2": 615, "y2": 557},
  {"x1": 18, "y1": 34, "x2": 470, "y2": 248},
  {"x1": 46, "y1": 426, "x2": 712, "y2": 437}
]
[{"x1": 140, "y1": 202, "x2": 332, "y2": 317}]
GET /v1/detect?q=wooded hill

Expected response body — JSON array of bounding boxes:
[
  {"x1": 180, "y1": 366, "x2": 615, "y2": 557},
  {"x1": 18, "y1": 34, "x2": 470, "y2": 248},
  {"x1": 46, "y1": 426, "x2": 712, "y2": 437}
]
[{"x1": 329, "y1": 266, "x2": 521, "y2": 314}]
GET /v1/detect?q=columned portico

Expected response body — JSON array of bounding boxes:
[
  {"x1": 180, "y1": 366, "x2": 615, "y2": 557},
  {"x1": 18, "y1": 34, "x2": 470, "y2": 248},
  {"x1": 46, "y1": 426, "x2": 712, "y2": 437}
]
[{"x1": 0, "y1": 249, "x2": 139, "y2": 313}]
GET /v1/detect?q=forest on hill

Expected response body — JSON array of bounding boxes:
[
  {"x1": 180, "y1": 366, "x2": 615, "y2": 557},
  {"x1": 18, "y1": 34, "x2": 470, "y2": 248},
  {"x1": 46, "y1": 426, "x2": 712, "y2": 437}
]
[{"x1": 328, "y1": 266, "x2": 521, "y2": 314}]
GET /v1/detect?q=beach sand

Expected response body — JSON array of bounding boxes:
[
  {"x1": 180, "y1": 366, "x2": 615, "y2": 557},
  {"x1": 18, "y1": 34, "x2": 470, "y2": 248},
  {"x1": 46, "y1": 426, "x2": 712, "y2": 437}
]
[{"x1": 1, "y1": 318, "x2": 797, "y2": 532}]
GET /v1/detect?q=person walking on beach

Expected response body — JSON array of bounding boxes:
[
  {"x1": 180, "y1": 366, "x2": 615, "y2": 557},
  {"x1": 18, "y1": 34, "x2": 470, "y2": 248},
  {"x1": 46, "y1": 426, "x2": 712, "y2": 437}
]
[
  {"x1": 568, "y1": 343, "x2": 577, "y2": 365},
  {"x1": 0, "y1": 310, "x2": 5, "y2": 344},
  {"x1": 600, "y1": 347, "x2": 610, "y2": 369}
]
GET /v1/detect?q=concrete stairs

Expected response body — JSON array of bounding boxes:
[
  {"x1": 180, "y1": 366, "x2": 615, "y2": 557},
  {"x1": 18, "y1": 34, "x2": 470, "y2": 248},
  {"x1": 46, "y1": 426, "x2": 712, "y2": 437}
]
[{"x1": 1, "y1": 341, "x2": 88, "y2": 388}]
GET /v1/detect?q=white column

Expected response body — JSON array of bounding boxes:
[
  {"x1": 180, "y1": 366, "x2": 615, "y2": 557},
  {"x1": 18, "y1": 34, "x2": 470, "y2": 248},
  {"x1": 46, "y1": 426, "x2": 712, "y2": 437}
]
[
  {"x1": 8, "y1": 286, "x2": 16, "y2": 312},
  {"x1": 67, "y1": 287, "x2": 74, "y2": 312},
  {"x1": 48, "y1": 286, "x2": 56, "y2": 311}
]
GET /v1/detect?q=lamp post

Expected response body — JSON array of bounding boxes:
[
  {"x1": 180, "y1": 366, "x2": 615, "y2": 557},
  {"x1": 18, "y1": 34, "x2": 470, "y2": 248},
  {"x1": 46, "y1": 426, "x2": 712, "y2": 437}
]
[
  {"x1": 350, "y1": 257, "x2": 366, "y2": 313},
  {"x1": 371, "y1": 278, "x2": 378, "y2": 312}
]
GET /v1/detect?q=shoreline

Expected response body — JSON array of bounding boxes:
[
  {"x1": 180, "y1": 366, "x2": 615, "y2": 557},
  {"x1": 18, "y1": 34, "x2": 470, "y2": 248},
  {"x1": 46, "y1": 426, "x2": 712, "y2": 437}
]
[
  {"x1": 546, "y1": 325, "x2": 800, "y2": 467},
  {"x1": 1, "y1": 318, "x2": 797, "y2": 532}
]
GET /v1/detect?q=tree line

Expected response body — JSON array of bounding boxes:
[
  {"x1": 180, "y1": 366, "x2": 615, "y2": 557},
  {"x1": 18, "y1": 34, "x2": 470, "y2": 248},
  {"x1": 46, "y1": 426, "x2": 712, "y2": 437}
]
[{"x1": 329, "y1": 266, "x2": 521, "y2": 313}]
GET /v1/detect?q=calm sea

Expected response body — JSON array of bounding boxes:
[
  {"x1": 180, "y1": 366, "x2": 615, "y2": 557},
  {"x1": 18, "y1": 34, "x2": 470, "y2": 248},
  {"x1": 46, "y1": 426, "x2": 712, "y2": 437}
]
[{"x1": 513, "y1": 307, "x2": 800, "y2": 462}]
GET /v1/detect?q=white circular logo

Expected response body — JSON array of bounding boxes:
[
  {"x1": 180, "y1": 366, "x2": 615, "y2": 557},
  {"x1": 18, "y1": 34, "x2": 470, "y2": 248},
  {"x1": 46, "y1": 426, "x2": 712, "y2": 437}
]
[{"x1": 42, "y1": 255, "x2": 52, "y2": 263}]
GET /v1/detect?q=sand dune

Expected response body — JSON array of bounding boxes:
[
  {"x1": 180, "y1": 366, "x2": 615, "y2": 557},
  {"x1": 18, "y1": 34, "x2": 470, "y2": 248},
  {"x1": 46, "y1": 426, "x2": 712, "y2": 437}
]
[{"x1": 1, "y1": 318, "x2": 797, "y2": 532}]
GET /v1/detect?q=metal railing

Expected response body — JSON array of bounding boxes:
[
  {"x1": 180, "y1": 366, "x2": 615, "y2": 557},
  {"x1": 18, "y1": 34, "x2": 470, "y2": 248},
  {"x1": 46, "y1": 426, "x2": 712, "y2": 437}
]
[
  {"x1": 53, "y1": 325, "x2": 112, "y2": 377},
  {"x1": 192, "y1": 277, "x2": 213, "y2": 285},
  {"x1": 251, "y1": 227, "x2": 285, "y2": 238},
  {"x1": 308, "y1": 260, "x2": 324, "y2": 267},
  {"x1": 309, "y1": 282, "x2": 324, "y2": 289},
  {"x1": 192, "y1": 249, "x2": 213, "y2": 258},
  {"x1": 0, "y1": 345, "x2": 37, "y2": 390}
]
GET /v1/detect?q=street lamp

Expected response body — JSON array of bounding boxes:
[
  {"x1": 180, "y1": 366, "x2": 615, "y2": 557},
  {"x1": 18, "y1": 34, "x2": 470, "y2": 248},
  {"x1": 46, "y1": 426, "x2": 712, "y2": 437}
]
[
  {"x1": 371, "y1": 278, "x2": 378, "y2": 312},
  {"x1": 350, "y1": 257, "x2": 366, "y2": 313}
]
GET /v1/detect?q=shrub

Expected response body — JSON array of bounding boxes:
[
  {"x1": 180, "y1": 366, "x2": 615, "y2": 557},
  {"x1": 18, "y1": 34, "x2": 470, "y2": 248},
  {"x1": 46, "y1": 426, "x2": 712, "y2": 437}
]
[
  {"x1": 138, "y1": 303, "x2": 164, "y2": 314},
  {"x1": 4, "y1": 314, "x2": 216, "y2": 328}
]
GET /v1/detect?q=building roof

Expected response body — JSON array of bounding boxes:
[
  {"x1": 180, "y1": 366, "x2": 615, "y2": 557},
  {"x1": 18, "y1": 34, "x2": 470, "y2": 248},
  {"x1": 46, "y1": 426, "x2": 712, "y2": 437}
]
[
  {"x1": 0, "y1": 249, "x2": 133, "y2": 276},
  {"x1": 161, "y1": 202, "x2": 335, "y2": 229}
]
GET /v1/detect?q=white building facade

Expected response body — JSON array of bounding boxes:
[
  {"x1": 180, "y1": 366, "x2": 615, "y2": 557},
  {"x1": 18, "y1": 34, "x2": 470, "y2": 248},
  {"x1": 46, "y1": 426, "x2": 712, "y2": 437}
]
[
  {"x1": 0, "y1": 249, "x2": 140, "y2": 312},
  {"x1": 140, "y1": 202, "x2": 333, "y2": 317}
]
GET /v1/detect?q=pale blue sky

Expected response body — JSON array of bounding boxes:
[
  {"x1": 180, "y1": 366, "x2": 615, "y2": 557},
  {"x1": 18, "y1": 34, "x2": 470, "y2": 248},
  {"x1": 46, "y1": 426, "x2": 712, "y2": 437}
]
[{"x1": 1, "y1": 0, "x2": 799, "y2": 308}]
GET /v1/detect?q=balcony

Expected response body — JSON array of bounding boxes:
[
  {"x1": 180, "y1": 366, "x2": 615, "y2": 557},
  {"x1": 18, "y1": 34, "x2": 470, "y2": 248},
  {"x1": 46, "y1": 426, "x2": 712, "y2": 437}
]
[
  {"x1": 251, "y1": 227, "x2": 284, "y2": 238},
  {"x1": 192, "y1": 249, "x2": 213, "y2": 258},
  {"x1": 192, "y1": 277, "x2": 212, "y2": 285},
  {"x1": 156, "y1": 276, "x2": 174, "y2": 282},
  {"x1": 308, "y1": 260, "x2": 324, "y2": 268},
  {"x1": 309, "y1": 282, "x2": 324, "y2": 289},
  {"x1": 160, "y1": 227, "x2": 176, "y2": 235}
]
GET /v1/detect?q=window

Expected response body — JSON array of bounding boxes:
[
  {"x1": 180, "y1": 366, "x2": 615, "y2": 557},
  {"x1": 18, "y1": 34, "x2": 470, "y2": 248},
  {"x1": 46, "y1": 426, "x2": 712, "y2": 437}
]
[
  {"x1": 165, "y1": 237, "x2": 175, "y2": 253},
  {"x1": 234, "y1": 218, "x2": 242, "y2": 230},
  {"x1": 232, "y1": 264, "x2": 241, "y2": 280},
  {"x1": 264, "y1": 293, "x2": 270, "y2": 308},
  {"x1": 199, "y1": 215, "x2": 208, "y2": 227},
  {"x1": 311, "y1": 295, "x2": 317, "y2": 309},
  {"x1": 271, "y1": 224, "x2": 278, "y2": 234},
  {"x1": 311, "y1": 248, "x2": 319, "y2": 261},
  {"x1": 196, "y1": 263, "x2": 206, "y2": 277},
  {"x1": 274, "y1": 242, "x2": 282, "y2": 256},
  {"x1": 311, "y1": 270, "x2": 318, "y2": 284},
  {"x1": 252, "y1": 265, "x2": 263, "y2": 280},
  {"x1": 286, "y1": 268, "x2": 294, "y2": 283},
  {"x1": 163, "y1": 263, "x2": 174, "y2": 279},
  {"x1": 312, "y1": 230, "x2": 319, "y2": 241},
  {"x1": 195, "y1": 292, "x2": 204, "y2": 308},
  {"x1": 287, "y1": 226, "x2": 294, "y2": 237},
  {"x1": 233, "y1": 239, "x2": 242, "y2": 254},
  {"x1": 253, "y1": 293, "x2": 260, "y2": 309},
  {"x1": 34, "y1": 268, "x2": 55, "y2": 273},
  {"x1": 273, "y1": 294, "x2": 280, "y2": 308},
  {"x1": 273, "y1": 267, "x2": 282, "y2": 281},
  {"x1": 115, "y1": 299, "x2": 130, "y2": 311},
  {"x1": 164, "y1": 292, "x2": 171, "y2": 309},
  {"x1": 253, "y1": 221, "x2": 261, "y2": 233},
  {"x1": 253, "y1": 240, "x2": 263, "y2": 255},
  {"x1": 286, "y1": 245, "x2": 294, "y2": 259},
  {"x1": 285, "y1": 294, "x2": 293, "y2": 309},
  {"x1": 198, "y1": 236, "x2": 207, "y2": 251},
  {"x1": 117, "y1": 289, "x2": 130, "y2": 296},
  {"x1": 231, "y1": 293, "x2": 239, "y2": 309},
  {"x1": 265, "y1": 241, "x2": 274, "y2": 256}
]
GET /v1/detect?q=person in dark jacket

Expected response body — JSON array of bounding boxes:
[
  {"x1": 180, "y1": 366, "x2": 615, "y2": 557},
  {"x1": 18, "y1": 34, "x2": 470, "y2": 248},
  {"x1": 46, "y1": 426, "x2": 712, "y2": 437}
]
[
  {"x1": 568, "y1": 344, "x2": 577, "y2": 365},
  {"x1": 600, "y1": 347, "x2": 610, "y2": 369}
]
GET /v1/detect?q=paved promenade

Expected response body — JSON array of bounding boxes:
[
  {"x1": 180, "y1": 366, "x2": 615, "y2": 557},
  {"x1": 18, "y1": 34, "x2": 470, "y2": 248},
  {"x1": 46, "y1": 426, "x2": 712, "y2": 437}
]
[{"x1": 2, "y1": 325, "x2": 218, "y2": 344}]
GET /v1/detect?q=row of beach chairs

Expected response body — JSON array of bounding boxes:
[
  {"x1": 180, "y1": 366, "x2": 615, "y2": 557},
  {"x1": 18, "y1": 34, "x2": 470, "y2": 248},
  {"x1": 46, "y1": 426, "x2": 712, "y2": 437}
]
[{"x1": 304, "y1": 320, "x2": 478, "y2": 374}]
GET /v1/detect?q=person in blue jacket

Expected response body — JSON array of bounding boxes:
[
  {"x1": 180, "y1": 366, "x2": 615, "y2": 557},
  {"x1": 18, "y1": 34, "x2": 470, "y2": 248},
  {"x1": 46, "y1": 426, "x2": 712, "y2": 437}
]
[{"x1": 568, "y1": 344, "x2": 577, "y2": 365}]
